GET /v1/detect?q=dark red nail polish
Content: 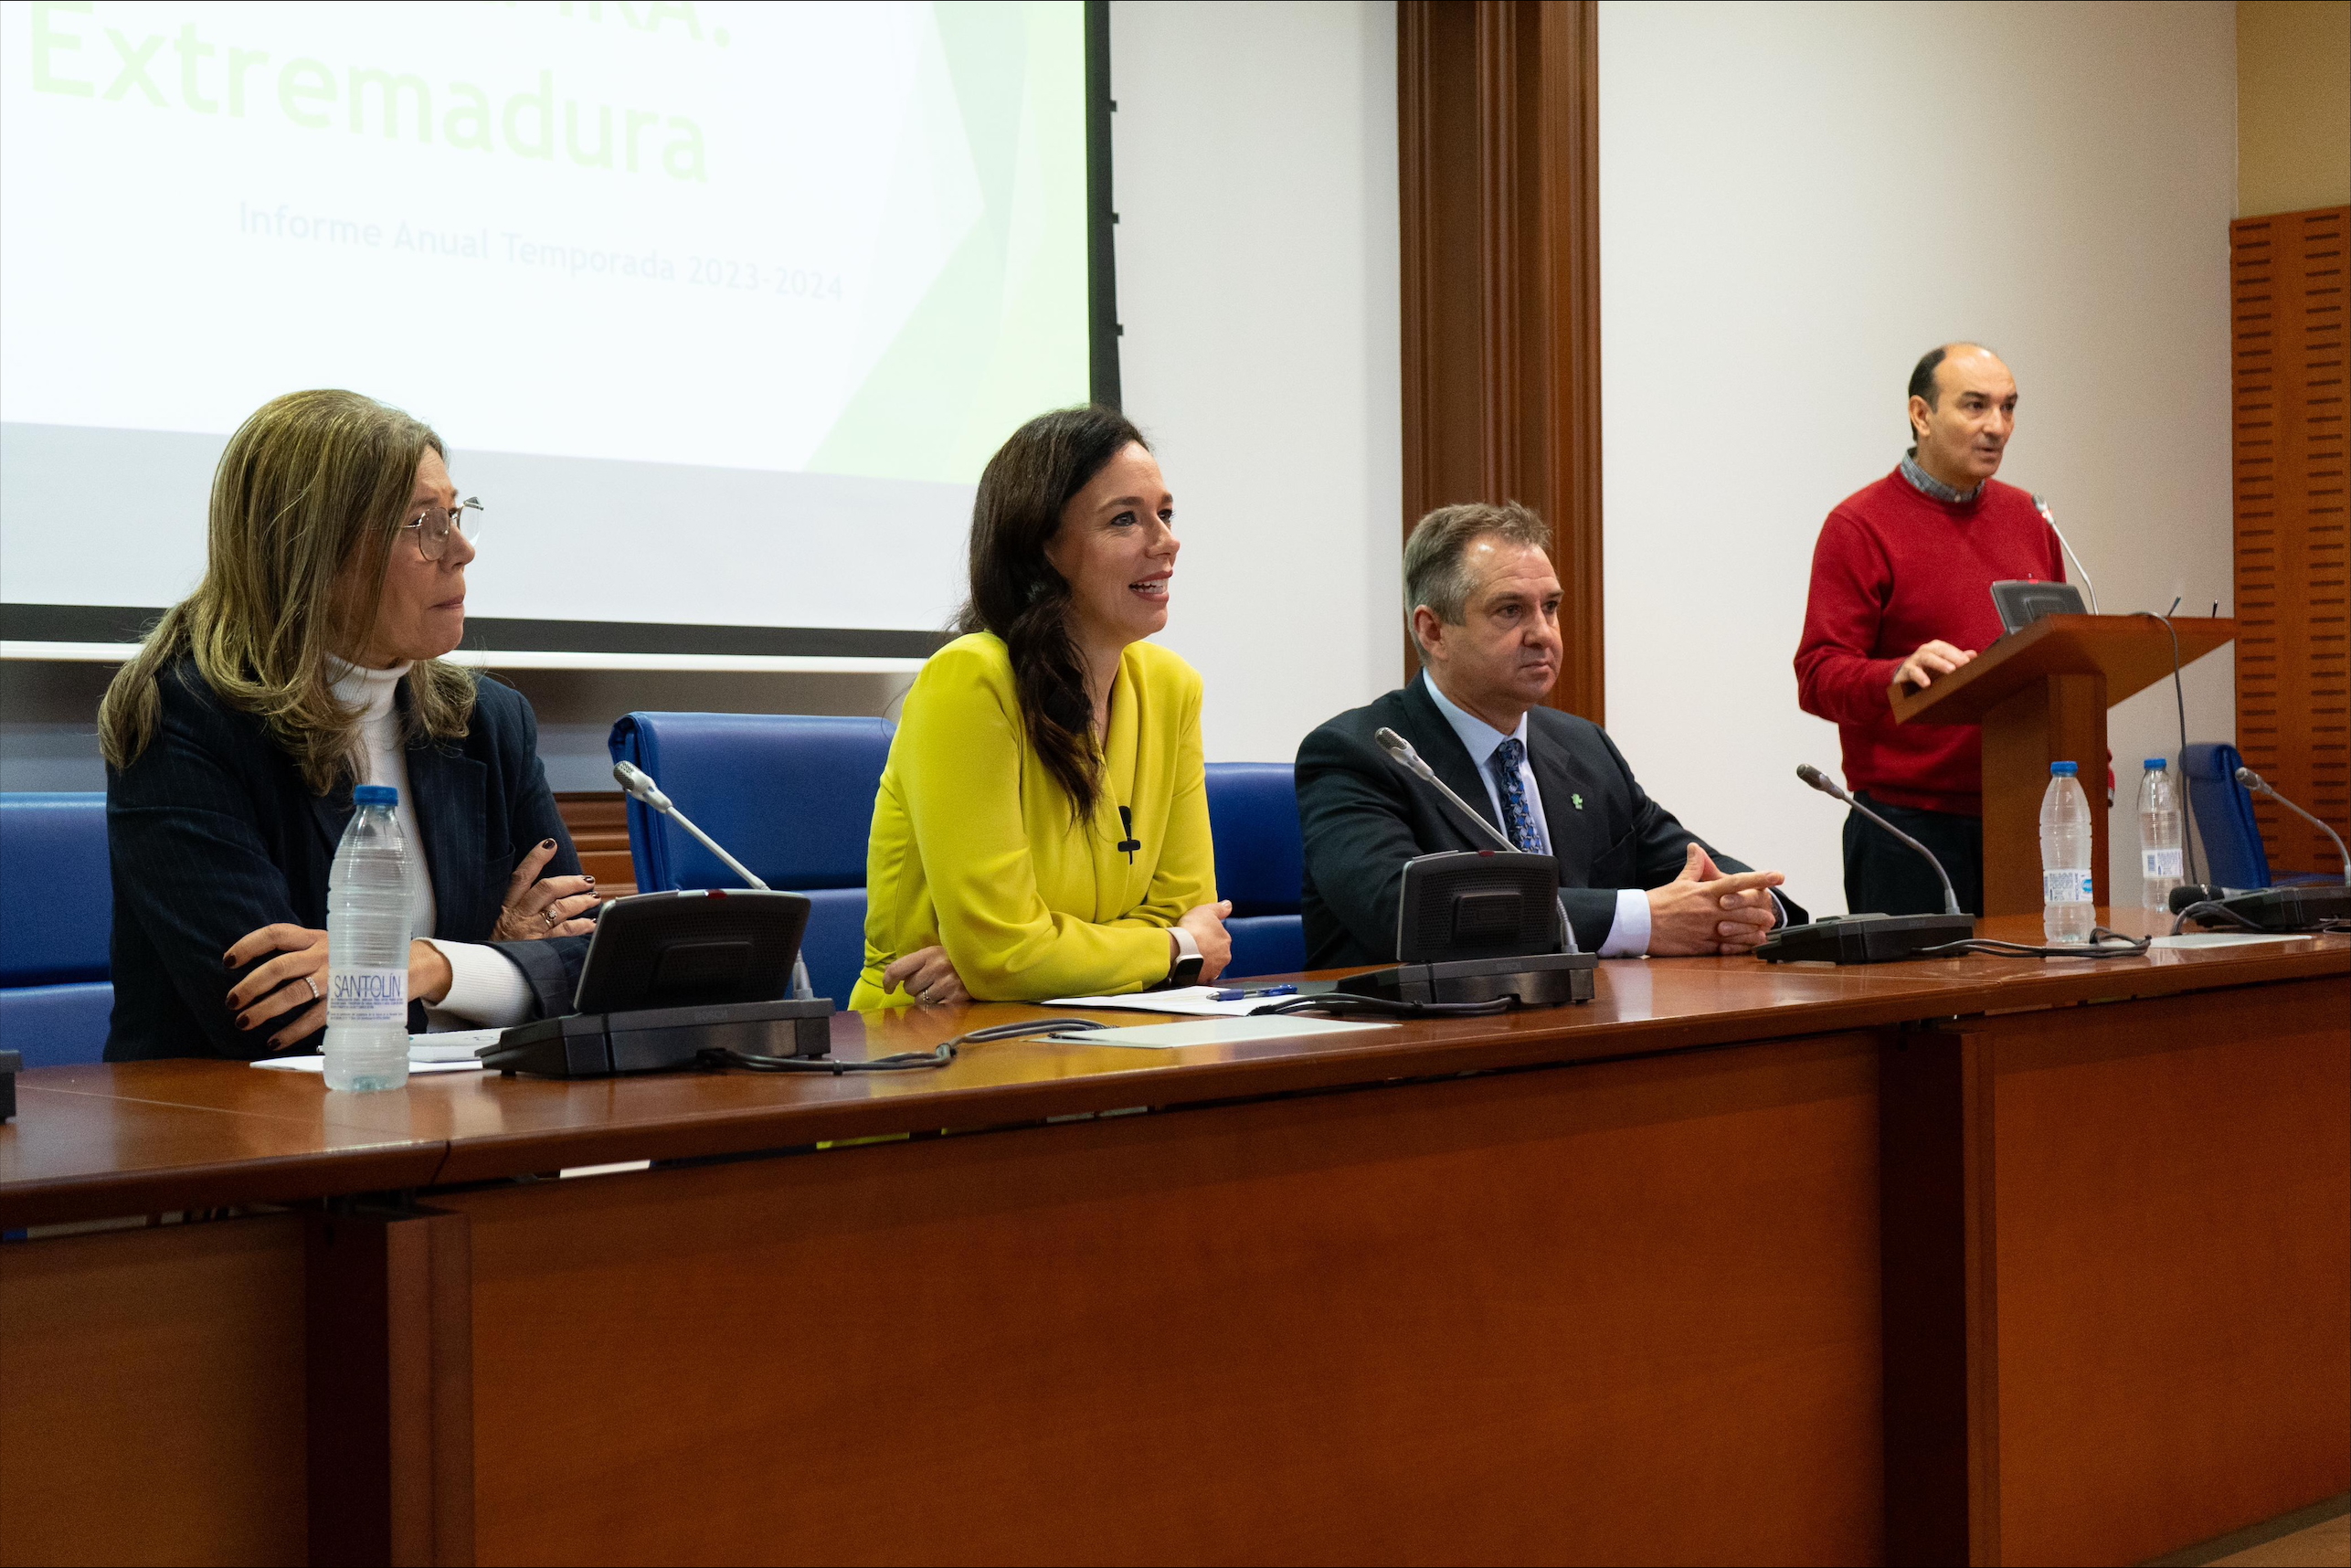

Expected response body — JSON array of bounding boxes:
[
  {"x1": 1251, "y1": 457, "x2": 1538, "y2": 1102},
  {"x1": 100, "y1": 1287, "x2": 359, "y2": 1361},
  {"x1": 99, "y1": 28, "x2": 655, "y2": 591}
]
[
  {"x1": 541, "y1": 839, "x2": 555, "y2": 849},
  {"x1": 224, "y1": 953, "x2": 237, "y2": 968},
  {"x1": 237, "y1": 1014, "x2": 252, "y2": 1030},
  {"x1": 584, "y1": 875, "x2": 596, "y2": 885}
]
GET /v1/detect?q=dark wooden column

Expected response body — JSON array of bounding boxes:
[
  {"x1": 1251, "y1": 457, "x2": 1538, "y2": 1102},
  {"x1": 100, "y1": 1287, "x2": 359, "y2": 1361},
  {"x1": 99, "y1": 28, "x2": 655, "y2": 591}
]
[
  {"x1": 1398, "y1": 0, "x2": 1604, "y2": 720},
  {"x1": 308, "y1": 1206, "x2": 476, "y2": 1566}
]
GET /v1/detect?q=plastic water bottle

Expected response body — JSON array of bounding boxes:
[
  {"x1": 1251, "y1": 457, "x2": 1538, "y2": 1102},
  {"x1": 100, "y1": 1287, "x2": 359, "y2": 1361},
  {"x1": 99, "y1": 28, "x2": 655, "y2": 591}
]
[
  {"x1": 2137, "y1": 758, "x2": 2185, "y2": 913},
  {"x1": 324, "y1": 784, "x2": 410, "y2": 1092},
  {"x1": 2039, "y1": 760, "x2": 2095, "y2": 945}
]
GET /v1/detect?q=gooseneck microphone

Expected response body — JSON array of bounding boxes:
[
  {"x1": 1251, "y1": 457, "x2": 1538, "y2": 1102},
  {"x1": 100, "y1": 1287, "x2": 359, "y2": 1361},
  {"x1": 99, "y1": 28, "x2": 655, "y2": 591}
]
[
  {"x1": 1751, "y1": 766, "x2": 1982, "y2": 962},
  {"x1": 1795, "y1": 764, "x2": 1964, "y2": 916},
  {"x1": 613, "y1": 760, "x2": 813, "y2": 1000},
  {"x1": 1374, "y1": 726, "x2": 1579, "y2": 955},
  {"x1": 2030, "y1": 494, "x2": 2100, "y2": 612},
  {"x1": 2236, "y1": 767, "x2": 2351, "y2": 885},
  {"x1": 1377, "y1": 728, "x2": 1520, "y2": 854}
]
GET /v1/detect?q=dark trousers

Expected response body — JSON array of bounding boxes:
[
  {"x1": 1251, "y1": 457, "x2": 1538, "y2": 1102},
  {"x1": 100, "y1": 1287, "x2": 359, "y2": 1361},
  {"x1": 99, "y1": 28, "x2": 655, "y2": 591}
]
[{"x1": 1843, "y1": 793, "x2": 1984, "y2": 916}]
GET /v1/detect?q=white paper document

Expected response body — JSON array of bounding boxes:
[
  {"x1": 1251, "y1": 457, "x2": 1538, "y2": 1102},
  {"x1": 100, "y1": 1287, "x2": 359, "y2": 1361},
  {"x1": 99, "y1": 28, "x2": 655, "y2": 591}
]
[
  {"x1": 2148, "y1": 932, "x2": 2308, "y2": 949},
  {"x1": 251, "y1": 1055, "x2": 484, "y2": 1075},
  {"x1": 250, "y1": 1028, "x2": 503, "y2": 1073},
  {"x1": 1055, "y1": 1016, "x2": 1390, "y2": 1050},
  {"x1": 409, "y1": 1029, "x2": 505, "y2": 1060},
  {"x1": 1043, "y1": 985, "x2": 1323, "y2": 1019}
]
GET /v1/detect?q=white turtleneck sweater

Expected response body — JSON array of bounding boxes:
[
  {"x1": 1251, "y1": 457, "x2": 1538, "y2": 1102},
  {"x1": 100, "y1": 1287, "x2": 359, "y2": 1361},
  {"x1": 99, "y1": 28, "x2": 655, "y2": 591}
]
[{"x1": 330, "y1": 659, "x2": 534, "y2": 1029}]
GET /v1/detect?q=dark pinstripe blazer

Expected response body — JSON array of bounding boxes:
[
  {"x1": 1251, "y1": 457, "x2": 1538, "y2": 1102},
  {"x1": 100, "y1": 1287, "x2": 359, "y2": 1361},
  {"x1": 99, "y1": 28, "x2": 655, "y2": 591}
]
[{"x1": 103, "y1": 660, "x2": 588, "y2": 1061}]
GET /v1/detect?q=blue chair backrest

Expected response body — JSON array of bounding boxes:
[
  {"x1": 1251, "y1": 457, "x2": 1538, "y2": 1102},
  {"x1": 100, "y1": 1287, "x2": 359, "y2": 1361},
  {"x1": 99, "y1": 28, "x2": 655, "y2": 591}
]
[
  {"x1": 0, "y1": 792, "x2": 114, "y2": 1067},
  {"x1": 1205, "y1": 763, "x2": 1305, "y2": 978},
  {"x1": 608, "y1": 714, "x2": 895, "y2": 890},
  {"x1": 0, "y1": 793, "x2": 111, "y2": 986},
  {"x1": 2180, "y1": 743, "x2": 2271, "y2": 888},
  {"x1": 607, "y1": 714, "x2": 895, "y2": 1005}
]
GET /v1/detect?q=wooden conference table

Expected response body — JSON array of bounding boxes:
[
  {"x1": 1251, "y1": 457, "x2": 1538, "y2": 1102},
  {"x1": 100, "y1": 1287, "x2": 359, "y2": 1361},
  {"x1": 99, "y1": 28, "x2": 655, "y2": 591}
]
[{"x1": 3, "y1": 915, "x2": 2346, "y2": 1568}]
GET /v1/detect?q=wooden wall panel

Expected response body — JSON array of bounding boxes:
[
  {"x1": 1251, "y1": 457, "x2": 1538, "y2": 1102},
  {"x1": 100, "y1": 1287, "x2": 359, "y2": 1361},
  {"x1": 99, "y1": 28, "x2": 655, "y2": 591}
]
[
  {"x1": 1986, "y1": 980, "x2": 2351, "y2": 1564},
  {"x1": 453, "y1": 1033, "x2": 1885, "y2": 1566},
  {"x1": 0, "y1": 1216, "x2": 307, "y2": 1567},
  {"x1": 1882, "y1": 979, "x2": 2351, "y2": 1566},
  {"x1": 1399, "y1": 0, "x2": 1604, "y2": 720},
  {"x1": 2232, "y1": 206, "x2": 2351, "y2": 875}
]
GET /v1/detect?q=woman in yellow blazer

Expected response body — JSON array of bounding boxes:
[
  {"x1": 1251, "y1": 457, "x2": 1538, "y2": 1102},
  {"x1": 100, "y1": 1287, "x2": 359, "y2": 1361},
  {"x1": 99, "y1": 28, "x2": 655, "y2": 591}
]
[{"x1": 850, "y1": 407, "x2": 1232, "y2": 1009}]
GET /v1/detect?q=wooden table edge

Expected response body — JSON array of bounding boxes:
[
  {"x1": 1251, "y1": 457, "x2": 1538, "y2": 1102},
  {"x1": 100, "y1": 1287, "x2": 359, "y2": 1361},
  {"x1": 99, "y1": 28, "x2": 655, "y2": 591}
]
[{"x1": 8, "y1": 944, "x2": 2344, "y2": 1224}]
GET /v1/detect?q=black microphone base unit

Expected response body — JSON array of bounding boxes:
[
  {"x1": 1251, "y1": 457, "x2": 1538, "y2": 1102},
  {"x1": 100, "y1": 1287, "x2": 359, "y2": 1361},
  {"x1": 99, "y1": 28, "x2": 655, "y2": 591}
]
[
  {"x1": 2172, "y1": 884, "x2": 2350, "y2": 931},
  {"x1": 1757, "y1": 913, "x2": 1976, "y2": 964},
  {"x1": 1338, "y1": 951, "x2": 1597, "y2": 1008},
  {"x1": 481, "y1": 998, "x2": 835, "y2": 1078}
]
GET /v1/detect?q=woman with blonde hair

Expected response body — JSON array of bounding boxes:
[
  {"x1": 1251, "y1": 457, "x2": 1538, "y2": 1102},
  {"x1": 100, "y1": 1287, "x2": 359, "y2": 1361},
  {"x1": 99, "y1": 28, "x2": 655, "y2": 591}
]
[{"x1": 100, "y1": 389, "x2": 593, "y2": 1059}]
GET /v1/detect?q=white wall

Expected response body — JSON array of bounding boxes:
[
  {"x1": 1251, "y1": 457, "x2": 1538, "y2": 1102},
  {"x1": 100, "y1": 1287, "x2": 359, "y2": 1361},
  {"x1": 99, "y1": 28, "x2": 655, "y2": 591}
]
[
  {"x1": 1598, "y1": 0, "x2": 2239, "y2": 915},
  {"x1": 1111, "y1": 0, "x2": 1403, "y2": 763}
]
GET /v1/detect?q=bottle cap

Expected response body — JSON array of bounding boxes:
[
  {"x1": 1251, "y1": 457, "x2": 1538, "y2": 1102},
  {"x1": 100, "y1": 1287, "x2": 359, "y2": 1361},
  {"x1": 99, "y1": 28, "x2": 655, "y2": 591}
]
[
  {"x1": 354, "y1": 784, "x2": 399, "y2": 806},
  {"x1": 2050, "y1": 760, "x2": 2079, "y2": 777},
  {"x1": 2144, "y1": 758, "x2": 2166, "y2": 769}
]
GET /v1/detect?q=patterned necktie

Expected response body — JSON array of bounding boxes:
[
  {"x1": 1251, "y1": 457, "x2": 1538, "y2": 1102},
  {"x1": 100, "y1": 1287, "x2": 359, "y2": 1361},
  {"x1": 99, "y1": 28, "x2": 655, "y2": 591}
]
[{"x1": 1492, "y1": 736, "x2": 1544, "y2": 853}]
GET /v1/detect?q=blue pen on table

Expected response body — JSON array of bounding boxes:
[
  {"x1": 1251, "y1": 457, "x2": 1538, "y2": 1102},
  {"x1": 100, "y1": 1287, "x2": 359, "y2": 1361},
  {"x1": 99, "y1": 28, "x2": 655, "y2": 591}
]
[{"x1": 1209, "y1": 983, "x2": 1297, "y2": 1001}]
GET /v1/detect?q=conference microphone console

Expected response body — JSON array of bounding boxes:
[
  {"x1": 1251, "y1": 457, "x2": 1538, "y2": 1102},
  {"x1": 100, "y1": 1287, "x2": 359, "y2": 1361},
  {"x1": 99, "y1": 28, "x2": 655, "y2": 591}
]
[
  {"x1": 1763, "y1": 764, "x2": 1975, "y2": 963},
  {"x1": 2167, "y1": 882, "x2": 2351, "y2": 931},
  {"x1": 1336, "y1": 950, "x2": 1597, "y2": 1007},
  {"x1": 479, "y1": 997, "x2": 833, "y2": 1077},
  {"x1": 1754, "y1": 911, "x2": 1975, "y2": 964}
]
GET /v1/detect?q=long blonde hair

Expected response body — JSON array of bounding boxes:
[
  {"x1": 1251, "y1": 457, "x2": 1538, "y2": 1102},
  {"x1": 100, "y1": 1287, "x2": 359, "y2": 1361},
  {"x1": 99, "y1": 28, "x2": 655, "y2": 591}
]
[{"x1": 99, "y1": 389, "x2": 477, "y2": 795}]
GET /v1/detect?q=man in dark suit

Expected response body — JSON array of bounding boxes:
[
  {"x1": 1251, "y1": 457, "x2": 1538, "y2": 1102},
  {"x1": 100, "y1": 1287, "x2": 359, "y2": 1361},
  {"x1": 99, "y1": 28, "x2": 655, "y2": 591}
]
[{"x1": 1297, "y1": 502, "x2": 1802, "y2": 966}]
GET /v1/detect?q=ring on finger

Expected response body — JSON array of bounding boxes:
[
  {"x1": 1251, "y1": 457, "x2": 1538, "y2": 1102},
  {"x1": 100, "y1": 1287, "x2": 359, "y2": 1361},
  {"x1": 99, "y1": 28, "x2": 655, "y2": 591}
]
[
  {"x1": 303, "y1": 976, "x2": 319, "y2": 1002},
  {"x1": 543, "y1": 906, "x2": 558, "y2": 928}
]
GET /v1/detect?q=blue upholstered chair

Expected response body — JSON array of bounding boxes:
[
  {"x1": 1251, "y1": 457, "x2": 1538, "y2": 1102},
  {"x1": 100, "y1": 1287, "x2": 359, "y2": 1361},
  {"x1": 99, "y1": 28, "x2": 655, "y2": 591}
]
[
  {"x1": 0, "y1": 792, "x2": 113, "y2": 1067},
  {"x1": 1204, "y1": 763, "x2": 1306, "y2": 979},
  {"x1": 2180, "y1": 742, "x2": 2331, "y2": 889},
  {"x1": 607, "y1": 715, "x2": 894, "y2": 1006}
]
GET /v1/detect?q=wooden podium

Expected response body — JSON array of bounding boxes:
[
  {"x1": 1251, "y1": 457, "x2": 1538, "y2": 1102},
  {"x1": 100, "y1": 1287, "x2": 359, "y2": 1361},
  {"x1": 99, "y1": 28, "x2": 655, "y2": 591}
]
[{"x1": 1890, "y1": 615, "x2": 2236, "y2": 916}]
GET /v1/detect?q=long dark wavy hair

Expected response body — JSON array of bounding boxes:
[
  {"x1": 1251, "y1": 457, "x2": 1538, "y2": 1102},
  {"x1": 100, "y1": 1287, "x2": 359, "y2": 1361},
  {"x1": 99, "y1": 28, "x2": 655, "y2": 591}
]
[{"x1": 957, "y1": 405, "x2": 1149, "y2": 822}]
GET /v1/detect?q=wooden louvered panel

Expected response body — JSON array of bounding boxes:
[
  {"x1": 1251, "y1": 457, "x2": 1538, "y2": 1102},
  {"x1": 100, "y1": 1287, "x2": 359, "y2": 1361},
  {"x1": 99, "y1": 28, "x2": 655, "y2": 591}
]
[
  {"x1": 2231, "y1": 206, "x2": 2350, "y2": 877},
  {"x1": 555, "y1": 790, "x2": 637, "y2": 900}
]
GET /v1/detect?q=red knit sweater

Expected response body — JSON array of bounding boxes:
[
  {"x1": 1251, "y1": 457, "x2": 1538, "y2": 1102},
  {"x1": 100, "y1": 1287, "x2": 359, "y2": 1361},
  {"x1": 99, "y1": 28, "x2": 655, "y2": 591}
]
[{"x1": 1795, "y1": 469, "x2": 2064, "y2": 816}]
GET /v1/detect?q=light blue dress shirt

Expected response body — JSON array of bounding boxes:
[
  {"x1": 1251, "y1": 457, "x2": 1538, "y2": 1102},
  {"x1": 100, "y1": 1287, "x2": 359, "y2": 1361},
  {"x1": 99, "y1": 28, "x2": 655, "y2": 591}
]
[{"x1": 1420, "y1": 672, "x2": 1652, "y2": 957}]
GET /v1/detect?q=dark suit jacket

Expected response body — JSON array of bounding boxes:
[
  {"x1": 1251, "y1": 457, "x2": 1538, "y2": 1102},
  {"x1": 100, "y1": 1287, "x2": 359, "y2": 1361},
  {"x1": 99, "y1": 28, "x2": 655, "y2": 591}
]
[
  {"x1": 1296, "y1": 678, "x2": 1806, "y2": 966},
  {"x1": 104, "y1": 660, "x2": 588, "y2": 1061}
]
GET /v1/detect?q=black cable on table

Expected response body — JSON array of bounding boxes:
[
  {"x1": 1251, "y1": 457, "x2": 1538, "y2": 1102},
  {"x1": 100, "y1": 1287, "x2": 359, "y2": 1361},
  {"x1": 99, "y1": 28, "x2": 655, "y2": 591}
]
[
  {"x1": 1913, "y1": 927, "x2": 2151, "y2": 959},
  {"x1": 705, "y1": 1017, "x2": 1110, "y2": 1075},
  {"x1": 1250, "y1": 991, "x2": 1520, "y2": 1019}
]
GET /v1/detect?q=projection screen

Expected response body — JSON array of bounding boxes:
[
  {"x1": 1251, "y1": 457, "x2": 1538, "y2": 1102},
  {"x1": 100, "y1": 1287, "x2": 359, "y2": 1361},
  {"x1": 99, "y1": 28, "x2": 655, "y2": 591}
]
[{"x1": 0, "y1": 0, "x2": 1105, "y2": 662}]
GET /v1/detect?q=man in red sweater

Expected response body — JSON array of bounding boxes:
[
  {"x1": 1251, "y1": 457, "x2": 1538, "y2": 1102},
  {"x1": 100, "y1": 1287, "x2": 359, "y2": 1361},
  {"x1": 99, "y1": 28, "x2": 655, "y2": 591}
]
[{"x1": 1795, "y1": 344, "x2": 2065, "y2": 916}]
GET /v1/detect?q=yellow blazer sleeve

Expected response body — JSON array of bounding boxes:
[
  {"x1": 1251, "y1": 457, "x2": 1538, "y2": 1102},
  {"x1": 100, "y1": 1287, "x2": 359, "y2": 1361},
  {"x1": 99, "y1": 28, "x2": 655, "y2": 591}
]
[
  {"x1": 1106, "y1": 663, "x2": 1215, "y2": 932},
  {"x1": 895, "y1": 650, "x2": 1173, "y2": 1001}
]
